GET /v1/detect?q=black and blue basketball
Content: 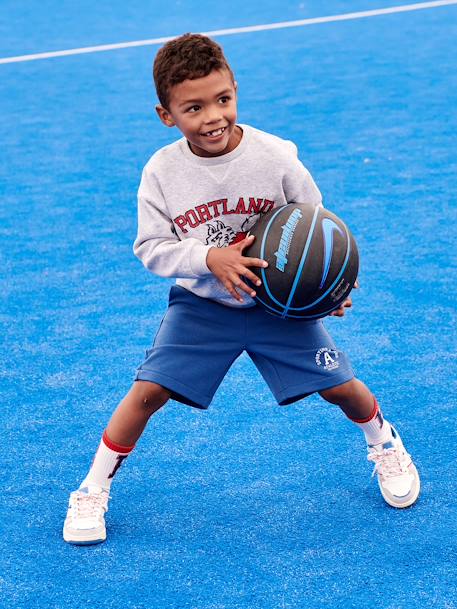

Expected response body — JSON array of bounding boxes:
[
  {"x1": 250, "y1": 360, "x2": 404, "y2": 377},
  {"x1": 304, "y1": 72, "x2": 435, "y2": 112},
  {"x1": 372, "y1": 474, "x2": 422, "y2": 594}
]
[{"x1": 244, "y1": 203, "x2": 359, "y2": 319}]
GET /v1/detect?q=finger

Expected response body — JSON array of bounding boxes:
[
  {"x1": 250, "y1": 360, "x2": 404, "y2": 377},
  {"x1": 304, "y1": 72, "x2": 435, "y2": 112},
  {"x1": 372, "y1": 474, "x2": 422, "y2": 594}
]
[
  {"x1": 330, "y1": 306, "x2": 345, "y2": 317},
  {"x1": 243, "y1": 257, "x2": 269, "y2": 269},
  {"x1": 343, "y1": 298, "x2": 352, "y2": 308},
  {"x1": 224, "y1": 281, "x2": 244, "y2": 303},
  {"x1": 230, "y1": 275, "x2": 256, "y2": 298},
  {"x1": 238, "y1": 279, "x2": 257, "y2": 298},
  {"x1": 354, "y1": 279, "x2": 360, "y2": 289},
  {"x1": 237, "y1": 266, "x2": 262, "y2": 287}
]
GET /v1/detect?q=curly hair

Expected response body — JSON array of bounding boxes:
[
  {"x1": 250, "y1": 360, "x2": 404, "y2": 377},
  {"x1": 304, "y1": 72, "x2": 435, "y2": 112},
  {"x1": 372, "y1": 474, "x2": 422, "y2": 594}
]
[{"x1": 153, "y1": 33, "x2": 235, "y2": 109}]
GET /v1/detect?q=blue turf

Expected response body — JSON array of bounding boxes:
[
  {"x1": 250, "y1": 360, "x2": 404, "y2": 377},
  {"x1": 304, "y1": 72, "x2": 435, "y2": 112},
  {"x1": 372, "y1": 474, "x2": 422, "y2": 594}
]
[{"x1": 1, "y1": 2, "x2": 457, "y2": 608}]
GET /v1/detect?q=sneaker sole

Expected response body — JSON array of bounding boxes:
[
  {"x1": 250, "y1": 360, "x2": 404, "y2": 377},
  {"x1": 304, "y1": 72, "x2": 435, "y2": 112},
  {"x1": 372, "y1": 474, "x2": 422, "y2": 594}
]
[
  {"x1": 63, "y1": 527, "x2": 106, "y2": 545},
  {"x1": 64, "y1": 538, "x2": 106, "y2": 546}
]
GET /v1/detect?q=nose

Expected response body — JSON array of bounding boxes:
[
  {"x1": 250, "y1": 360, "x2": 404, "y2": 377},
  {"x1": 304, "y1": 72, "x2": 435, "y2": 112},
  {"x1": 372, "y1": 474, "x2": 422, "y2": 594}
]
[{"x1": 203, "y1": 104, "x2": 223, "y2": 124}]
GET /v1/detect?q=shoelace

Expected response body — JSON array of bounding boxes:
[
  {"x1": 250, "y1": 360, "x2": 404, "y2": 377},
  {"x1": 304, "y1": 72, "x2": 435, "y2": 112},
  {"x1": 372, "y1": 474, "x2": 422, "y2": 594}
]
[
  {"x1": 367, "y1": 447, "x2": 409, "y2": 479},
  {"x1": 71, "y1": 491, "x2": 109, "y2": 519}
]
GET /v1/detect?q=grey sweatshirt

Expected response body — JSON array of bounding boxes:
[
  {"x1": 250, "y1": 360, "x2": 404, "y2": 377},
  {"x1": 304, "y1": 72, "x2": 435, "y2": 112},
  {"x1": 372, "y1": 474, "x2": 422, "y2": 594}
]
[{"x1": 134, "y1": 124, "x2": 322, "y2": 307}]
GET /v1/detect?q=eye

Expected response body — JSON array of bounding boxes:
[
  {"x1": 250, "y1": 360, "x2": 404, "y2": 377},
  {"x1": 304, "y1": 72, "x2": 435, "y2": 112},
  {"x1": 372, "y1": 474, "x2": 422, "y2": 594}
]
[
  {"x1": 219, "y1": 96, "x2": 231, "y2": 104},
  {"x1": 187, "y1": 105, "x2": 201, "y2": 113}
]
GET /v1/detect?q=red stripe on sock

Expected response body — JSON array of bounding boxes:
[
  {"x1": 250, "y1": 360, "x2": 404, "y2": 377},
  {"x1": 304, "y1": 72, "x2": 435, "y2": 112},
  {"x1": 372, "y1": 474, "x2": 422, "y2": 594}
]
[
  {"x1": 349, "y1": 396, "x2": 379, "y2": 424},
  {"x1": 102, "y1": 430, "x2": 135, "y2": 454}
]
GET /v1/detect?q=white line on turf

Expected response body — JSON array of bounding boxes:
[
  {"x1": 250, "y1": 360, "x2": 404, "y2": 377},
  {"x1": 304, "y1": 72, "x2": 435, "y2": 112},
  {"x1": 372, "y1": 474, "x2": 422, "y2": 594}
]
[{"x1": 0, "y1": 0, "x2": 456, "y2": 65}]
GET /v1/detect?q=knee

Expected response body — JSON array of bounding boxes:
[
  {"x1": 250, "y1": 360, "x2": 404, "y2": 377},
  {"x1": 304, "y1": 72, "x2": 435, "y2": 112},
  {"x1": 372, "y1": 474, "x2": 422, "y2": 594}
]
[
  {"x1": 319, "y1": 379, "x2": 358, "y2": 405},
  {"x1": 135, "y1": 381, "x2": 171, "y2": 410}
]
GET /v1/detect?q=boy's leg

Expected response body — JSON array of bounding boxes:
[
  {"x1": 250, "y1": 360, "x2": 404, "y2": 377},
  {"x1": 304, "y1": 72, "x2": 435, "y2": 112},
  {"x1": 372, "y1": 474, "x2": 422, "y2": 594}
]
[
  {"x1": 82, "y1": 381, "x2": 170, "y2": 489},
  {"x1": 319, "y1": 379, "x2": 420, "y2": 508},
  {"x1": 63, "y1": 381, "x2": 170, "y2": 545},
  {"x1": 106, "y1": 381, "x2": 171, "y2": 447},
  {"x1": 319, "y1": 378, "x2": 393, "y2": 445},
  {"x1": 64, "y1": 286, "x2": 248, "y2": 545}
]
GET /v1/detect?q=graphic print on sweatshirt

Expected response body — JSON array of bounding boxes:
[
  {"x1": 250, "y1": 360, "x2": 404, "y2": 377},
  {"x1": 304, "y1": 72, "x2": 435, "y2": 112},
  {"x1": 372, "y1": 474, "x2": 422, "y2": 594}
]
[
  {"x1": 205, "y1": 214, "x2": 262, "y2": 247},
  {"x1": 173, "y1": 196, "x2": 275, "y2": 246}
]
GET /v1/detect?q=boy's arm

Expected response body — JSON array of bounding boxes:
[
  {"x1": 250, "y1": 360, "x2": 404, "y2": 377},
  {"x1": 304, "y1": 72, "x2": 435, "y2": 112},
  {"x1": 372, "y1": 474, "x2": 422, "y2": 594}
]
[
  {"x1": 133, "y1": 170, "x2": 212, "y2": 278},
  {"x1": 282, "y1": 141, "x2": 323, "y2": 207}
]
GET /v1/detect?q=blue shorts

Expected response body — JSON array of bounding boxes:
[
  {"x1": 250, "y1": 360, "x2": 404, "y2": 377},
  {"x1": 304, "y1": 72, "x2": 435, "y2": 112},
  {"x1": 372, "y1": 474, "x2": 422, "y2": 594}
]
[{"x1": 135, "y1": 286, "x2": 354, "y2": 409}]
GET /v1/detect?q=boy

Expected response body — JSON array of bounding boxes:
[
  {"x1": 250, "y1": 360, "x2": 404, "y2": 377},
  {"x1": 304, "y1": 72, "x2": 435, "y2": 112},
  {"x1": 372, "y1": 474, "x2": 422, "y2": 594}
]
[{"x1": 63, "y1": 33, "x2": 420, "y2": 545}]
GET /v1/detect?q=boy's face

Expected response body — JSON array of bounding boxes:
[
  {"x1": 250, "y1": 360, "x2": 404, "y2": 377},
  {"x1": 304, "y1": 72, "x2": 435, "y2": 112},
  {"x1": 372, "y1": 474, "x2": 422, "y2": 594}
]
[{"x1": 156, "y1": 69, "x2": 240, "y2": 158}]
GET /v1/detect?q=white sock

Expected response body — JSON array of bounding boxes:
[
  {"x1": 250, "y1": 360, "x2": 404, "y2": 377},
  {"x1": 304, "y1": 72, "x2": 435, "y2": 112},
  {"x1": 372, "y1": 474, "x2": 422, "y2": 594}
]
[
  {"x1": 80, "y1": 431, "x2": 135, "y2": 490},
  {"x1": 350, "y1": 397, "x2": 393, "y2": 446}
]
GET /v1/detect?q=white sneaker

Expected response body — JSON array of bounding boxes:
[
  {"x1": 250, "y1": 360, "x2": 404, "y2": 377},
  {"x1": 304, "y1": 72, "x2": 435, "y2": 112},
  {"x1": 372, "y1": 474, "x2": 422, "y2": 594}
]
[
  {"x1": 63, "y1": 484, "x2": 110, "y2": 545},
  {"x1": 367, "y1": 425, "x2": 420, "y2": 508}
]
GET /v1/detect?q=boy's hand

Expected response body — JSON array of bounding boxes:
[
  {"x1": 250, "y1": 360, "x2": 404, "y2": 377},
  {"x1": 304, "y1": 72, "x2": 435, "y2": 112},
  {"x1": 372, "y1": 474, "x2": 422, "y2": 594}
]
[
  {"x1": 329, "y1": 279, "x2": 359, "y2": 317},
  {"x1": 329, "y1": 297, "x2": 352, "y2": 317},
  {"x1": 206, "y1": 234, "x2": 268, "y2": 303}
]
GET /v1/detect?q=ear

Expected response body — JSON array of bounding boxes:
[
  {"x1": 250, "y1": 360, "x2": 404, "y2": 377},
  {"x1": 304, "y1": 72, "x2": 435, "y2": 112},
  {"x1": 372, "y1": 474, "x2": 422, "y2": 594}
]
[{"x1": 155, "y1": 104, "x2": 176, "y2": 128}]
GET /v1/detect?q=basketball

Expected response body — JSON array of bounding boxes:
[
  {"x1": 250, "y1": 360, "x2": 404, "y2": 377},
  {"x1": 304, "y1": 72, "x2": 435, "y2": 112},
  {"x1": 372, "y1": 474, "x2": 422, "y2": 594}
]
[{"x1": 244, "y1": 203, "x2": 359, "y2": 319}]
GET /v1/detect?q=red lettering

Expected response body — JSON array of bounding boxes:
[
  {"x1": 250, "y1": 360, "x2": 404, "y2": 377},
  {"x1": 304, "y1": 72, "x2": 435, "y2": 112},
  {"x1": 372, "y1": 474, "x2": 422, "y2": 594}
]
[
  {"x1": 207, "y1": 199, "x2": 225, "y2": 217},
  {"x1": 247, "y1": 197, "x2": 264, "y2": 214},
  {"x1": 196, "y1": 204, "x2": 211, "y2": 223},
  {"x1": 175, "y1": 198, "x2": 275, "y2": 235},
  {"x1": 174, "y1": 215, "x2": 188, "y2": 233},
  {"x1": 185, "y1": 209, "x2": 199, "y2": 228},
  {"x1": 234, "y1": 197, "x2": 248, "y2": 214},
  {"x1": 222, "y1": 198, "x2": 235, "y2": 215},
  {"x1": 262, "y1": 199, "x2": 275, "y2": 213}
]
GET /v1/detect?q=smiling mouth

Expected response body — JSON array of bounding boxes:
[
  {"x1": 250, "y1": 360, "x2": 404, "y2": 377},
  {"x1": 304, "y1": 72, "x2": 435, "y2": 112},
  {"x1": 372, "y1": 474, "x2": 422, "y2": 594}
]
[{"x1": 202, "y1": 127, "x2": 226, "y2": 137}]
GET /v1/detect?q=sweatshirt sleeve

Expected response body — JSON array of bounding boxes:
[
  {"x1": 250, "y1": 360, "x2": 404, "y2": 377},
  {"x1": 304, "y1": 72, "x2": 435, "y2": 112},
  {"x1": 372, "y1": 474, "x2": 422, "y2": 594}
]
[
  {"x1": 282, "y1": 142, "x2": 323, "y2": 208},
  {"x1": 133, "y1": 169, "x2": 213, "y2": 278}
]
